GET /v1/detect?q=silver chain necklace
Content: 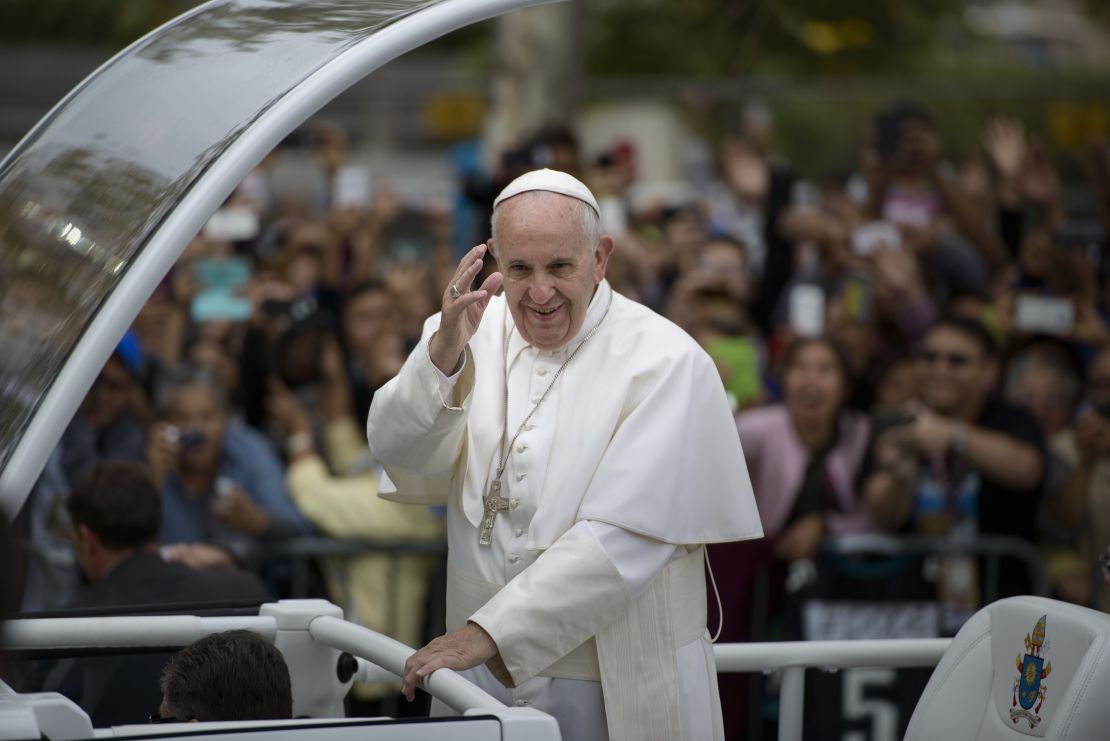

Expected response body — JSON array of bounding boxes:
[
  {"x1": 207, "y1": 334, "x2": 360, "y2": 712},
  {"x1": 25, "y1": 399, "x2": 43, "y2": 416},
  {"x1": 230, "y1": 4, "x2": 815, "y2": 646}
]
[{"x1": 478, "y1": 288, "x2": 613, "y2": 545}]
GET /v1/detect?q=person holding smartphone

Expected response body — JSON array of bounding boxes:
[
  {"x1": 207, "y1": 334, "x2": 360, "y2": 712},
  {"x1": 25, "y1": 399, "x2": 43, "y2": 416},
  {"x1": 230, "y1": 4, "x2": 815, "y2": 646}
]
[{"x1": 862, "y1": 316, "x2": 1046, "y2": 625}]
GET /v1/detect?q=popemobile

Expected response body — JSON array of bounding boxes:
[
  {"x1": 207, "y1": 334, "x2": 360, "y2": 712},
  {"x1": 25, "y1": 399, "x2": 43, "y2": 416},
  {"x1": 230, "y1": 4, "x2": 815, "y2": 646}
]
[{"x1": 2, "y1": 2, "x2": 1110, "y2": 740}]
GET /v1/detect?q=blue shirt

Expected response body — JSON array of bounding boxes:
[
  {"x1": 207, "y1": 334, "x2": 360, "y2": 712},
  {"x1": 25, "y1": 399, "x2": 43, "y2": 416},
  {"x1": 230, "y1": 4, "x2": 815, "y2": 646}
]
[{"x1": 159, "y1": 422, "x2": 312, "y2": 555}]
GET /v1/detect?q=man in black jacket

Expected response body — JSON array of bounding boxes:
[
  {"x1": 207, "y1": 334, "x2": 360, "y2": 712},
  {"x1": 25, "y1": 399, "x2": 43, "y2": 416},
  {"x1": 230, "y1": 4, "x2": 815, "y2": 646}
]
[
  {"x1": 66, "y1": 462, "x2": 271, "y2": 609},
  {"x1": 34, "y1": 462, "x2": 272, "y2": 726}
]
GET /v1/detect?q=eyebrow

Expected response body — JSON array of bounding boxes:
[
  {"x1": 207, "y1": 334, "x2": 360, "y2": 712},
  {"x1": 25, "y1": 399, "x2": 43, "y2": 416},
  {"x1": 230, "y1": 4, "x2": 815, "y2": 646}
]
[{"x1": 506, "y1": 256, "x2": 578, "y2": 267}]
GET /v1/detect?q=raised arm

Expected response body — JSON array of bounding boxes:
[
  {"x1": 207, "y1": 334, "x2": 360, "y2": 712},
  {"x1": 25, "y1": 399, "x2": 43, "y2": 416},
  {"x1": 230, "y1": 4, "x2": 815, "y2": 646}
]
[{"x1": 366, "y1": 244, "x2": 501, "y2": 477}]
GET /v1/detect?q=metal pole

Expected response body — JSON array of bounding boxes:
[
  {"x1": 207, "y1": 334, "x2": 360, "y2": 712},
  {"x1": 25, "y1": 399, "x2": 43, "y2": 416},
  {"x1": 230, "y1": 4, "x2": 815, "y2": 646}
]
[
  {"x1": 714, "y1": 638, "x2": 951, "y2": 672},
  {"x1": 778, "y1": 666, "x2": 805, "y2": 741},
  {"x1": 3, "y1": 615, "x2": 276, "y2": 650},
  {"x1": 308, "y1": 614, "x2": 503, "y2": 713}
]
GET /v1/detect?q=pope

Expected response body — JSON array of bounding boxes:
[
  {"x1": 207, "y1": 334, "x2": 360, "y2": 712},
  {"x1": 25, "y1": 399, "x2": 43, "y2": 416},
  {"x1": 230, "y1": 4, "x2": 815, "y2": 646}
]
[{"x1": 366, "y1": 168, "x2": 762, "y2": 740}]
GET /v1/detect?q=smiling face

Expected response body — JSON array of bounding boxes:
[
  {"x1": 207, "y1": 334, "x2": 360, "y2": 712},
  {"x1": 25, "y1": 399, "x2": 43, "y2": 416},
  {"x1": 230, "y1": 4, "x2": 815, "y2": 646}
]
[
  {"x1": 784, "y1": 341, "x2": 846, "y2": 431},
  {"x1": 919, "y1": 326, "x2": 995, "y2": 416},
  {"x1": 491, "y1": 192, "x2": 613, "y2": 351}
]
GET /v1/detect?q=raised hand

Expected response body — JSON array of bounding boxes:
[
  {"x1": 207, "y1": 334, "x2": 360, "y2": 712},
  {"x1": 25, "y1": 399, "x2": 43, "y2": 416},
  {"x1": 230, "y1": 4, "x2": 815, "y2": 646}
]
[
  {"x1": 722, "y1": 136, "x2": 770, "y2": 204},
  {"x1": 983, "y1": 116, "x2": 1027, "y2": 180},
  {"x1": 428, "y1": 244, "x2": 503, "y2": 374},
  {"x1": 1019, "y1": 139, "x2": 1062, "y2": 212}
]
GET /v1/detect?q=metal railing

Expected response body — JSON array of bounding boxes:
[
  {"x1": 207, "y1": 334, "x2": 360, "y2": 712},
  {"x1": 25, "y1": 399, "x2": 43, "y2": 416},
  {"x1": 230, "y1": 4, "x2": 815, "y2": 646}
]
[
  {"x1": 258, "y1": 536, "x2": 448, "y2": 641},
  {"x1": 2, "y1": 614, "x2": 276, "y2": 650},
  {"x1": 713, "y1": 639, "x2": 950, "y2": 741},
  {"x1": 719, "y1": 532, "x2": 1049, "y2": 741},
  {"x1": 823, "y1": 533, "x2": 1051, "y2": 600},
  {"x1": 2, "y1": 604, "x2": 504, "y2": 719}
]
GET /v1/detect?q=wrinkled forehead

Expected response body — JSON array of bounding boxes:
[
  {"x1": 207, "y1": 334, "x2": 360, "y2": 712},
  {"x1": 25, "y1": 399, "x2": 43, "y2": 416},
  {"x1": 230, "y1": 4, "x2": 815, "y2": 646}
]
[
  {"x1": 493, "y1": 191, "x2": 591, "y2": 251},
  {"x1": 495, "y1": 189, "x2": 583, "y2": 224}
]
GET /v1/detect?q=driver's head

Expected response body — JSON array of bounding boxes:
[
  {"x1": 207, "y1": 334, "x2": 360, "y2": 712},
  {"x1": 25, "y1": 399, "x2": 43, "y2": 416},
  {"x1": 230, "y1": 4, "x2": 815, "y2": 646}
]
[{"x1": 159, "y1": 630, "x2": 292, "y2": 722}]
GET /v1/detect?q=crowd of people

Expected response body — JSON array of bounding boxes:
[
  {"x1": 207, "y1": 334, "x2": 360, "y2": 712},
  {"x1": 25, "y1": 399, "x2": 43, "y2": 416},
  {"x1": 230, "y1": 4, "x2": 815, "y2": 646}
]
[{"x1": 8, "y1": 99, "x2": 1110, "y2": 726}]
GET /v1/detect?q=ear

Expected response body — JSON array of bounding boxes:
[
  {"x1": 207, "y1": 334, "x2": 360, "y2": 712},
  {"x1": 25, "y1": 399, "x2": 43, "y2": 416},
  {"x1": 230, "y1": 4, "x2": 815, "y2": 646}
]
[
  {"x1": 593, "y1": 235, "x2": 615, "y2": 283},
  {"x1": 77, "y1": 523, "x2": 103, "y2": 552}
]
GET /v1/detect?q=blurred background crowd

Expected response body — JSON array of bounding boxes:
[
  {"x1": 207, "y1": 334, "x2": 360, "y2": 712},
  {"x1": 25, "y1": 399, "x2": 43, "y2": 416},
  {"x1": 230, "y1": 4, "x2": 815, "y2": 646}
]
[{"x1": 3, "y1": 0, "x2": 1110, "y2": 737}]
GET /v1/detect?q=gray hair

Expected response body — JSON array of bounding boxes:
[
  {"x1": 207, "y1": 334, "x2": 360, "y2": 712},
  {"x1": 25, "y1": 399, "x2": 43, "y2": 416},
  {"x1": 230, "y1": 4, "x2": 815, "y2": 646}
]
[
  {"x1": 155, "y1": 365, "x2": 229, "y2": 416},
  {"x1": 1004, "y1": 346, "x2": 1079, "y2": 406},
  {"x1": 490, "y1": 192, "x2": 602, "y2": 254}
]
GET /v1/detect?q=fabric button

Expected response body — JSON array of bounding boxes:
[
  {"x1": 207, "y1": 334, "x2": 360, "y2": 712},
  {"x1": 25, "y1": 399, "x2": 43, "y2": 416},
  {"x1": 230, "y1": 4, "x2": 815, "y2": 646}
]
[
  {"x1": 517, "y1": 443, "x2": 528, "y2": 453},
  {"x1": 510, "y1": 498, "x2": 520, "y2": 509},
  {"x1": 508, "y1": 554, "x2": 521, "y2": 564},
  {"x1": 537, "y1": 368, "x2": 548, "y2": 376},
  {"x1": 516, "y1": 472, "x2": 526, "y2": 481},
  {"x1": 515, "y1": 699, "x2": 530, "y2": 707},
  {"x1": 515, "y1": 528, "x2": 526, "y2": 537}
]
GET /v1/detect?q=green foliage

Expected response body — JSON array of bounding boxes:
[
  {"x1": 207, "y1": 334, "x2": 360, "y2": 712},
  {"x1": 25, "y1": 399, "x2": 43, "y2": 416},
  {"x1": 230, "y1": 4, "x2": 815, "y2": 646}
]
[
  {"x1": 585, "y1": 0, "x2": 966, "y2": 77},
  {"x1": 0, "y1": 0, "x2": 183, "y2": 46}
]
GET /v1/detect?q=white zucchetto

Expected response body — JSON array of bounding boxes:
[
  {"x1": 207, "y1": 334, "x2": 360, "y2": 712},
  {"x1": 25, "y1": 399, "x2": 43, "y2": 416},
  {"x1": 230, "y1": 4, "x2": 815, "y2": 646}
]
[{"x1": 493, "y1": 168, "x2": 600, "y2": 216}]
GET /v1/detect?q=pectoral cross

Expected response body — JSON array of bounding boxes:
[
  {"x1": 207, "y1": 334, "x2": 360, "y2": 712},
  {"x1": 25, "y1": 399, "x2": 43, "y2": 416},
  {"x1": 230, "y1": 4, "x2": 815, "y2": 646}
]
[{"x1": 479, "y1": 479, "x2": 511, "y2": 546}]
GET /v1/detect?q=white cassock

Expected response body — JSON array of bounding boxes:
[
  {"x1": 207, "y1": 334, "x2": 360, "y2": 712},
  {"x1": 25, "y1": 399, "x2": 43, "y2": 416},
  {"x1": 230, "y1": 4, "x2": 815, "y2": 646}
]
[{"x1": 367, "y1": 280, "x2": 762, "y2": 740}]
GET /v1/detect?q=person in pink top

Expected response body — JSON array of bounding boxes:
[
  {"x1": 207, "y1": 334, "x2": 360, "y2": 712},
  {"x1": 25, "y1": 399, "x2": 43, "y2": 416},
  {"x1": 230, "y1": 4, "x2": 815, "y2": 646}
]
[
  {"x1": 710, "y1": 337, "x2": 873, "y2": 739},
  {"x1": 737, "y1": 338, "x2": 874, "y2": 559}
]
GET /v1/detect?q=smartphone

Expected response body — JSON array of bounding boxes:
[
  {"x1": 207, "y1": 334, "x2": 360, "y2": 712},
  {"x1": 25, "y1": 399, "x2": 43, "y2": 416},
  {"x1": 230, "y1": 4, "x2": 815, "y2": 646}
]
[
  {"x1": 598, "y1": 196, "x2": 627, "y2": 235},
  {"x1": 790, "y1": 180, "x2": 821, "y2": 211},
  {"x1": 852, "y1": 221, "x2": 902, "y2": 257},
  {"x1": 872, "y1": 408, "x2": 916, "y2": 437},
  {"x1": 841, "y1": 272, "x2": 874, "y2": 321},
  {"x1": 706, "y1": 337, "x2": 761, "y2": 407},
  {"x1": 195, "y1": 257, "x2": 250, "y2": 291},
  {"x1": 204, "y1": 207, "x2": 259, "y2": 242},
  {"x1": 1014, "y1": 295, "x2": 1074, "y2": 336},
  {"x1": 333, "y1": 165, "x2": 372, "y2": 209},
  {"x1": 191, "y1": 290, "x2": 253, "y2": 323},
  {"x1": 789, "y1": 284, "x2": 825, "y2": 338}
]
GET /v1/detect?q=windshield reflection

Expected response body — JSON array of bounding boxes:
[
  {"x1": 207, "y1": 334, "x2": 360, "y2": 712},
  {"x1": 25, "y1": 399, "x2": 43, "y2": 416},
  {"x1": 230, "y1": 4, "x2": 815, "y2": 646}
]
[{"x1": 0, "y1": 0, "x2": 439, "y2": 473}]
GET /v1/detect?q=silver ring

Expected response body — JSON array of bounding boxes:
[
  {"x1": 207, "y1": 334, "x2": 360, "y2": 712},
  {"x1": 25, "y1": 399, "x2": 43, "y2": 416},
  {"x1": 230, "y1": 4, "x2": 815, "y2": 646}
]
[{"x1": 449, "y1": 283, "x2": 461, "y2": 300}]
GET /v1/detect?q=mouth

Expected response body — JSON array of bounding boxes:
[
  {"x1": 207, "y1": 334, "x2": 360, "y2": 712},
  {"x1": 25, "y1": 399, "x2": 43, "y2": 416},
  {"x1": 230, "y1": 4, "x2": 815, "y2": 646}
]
[
  {"x1": 526, "y1": 304, "x2": 563, "y2": 319},
  {"x1": 794, "y1": 390, "x2": 826, "y2": 410}
]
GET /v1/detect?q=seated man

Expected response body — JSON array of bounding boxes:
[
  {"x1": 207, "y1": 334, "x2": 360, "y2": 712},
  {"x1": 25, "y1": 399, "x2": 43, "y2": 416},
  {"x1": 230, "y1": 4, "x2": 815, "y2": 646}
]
[
  {"x1": 158, "y1": 630, "x2": 292, "y2": 722},
  {"x1": 66, "y1": 461, "x2": 271, "y2": 609},
  {"x1": 30, "y1": 463, "x2": 272, "y2": 726}
]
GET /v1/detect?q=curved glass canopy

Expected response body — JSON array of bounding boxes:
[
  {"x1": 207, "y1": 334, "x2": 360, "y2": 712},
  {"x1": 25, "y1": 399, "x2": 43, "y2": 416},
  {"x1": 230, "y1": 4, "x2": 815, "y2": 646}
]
[{"x1": 0, "y1": 0, "x2": 556, "y2": 516}]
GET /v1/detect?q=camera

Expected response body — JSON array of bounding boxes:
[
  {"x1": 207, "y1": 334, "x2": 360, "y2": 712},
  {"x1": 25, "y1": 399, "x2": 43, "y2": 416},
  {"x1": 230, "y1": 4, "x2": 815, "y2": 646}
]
[
  {"x1": 163, "y1": 425, "x2": 205, "y2": 450},
  {"x1": 872, "y1": 408, "x2": 917, "y2": 437}
]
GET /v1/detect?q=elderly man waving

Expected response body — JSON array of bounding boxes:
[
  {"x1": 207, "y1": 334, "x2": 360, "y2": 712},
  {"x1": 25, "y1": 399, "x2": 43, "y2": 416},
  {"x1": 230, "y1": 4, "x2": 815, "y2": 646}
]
[{"x1": 367, "y1": 169, "x2": 762, "y2": 740}]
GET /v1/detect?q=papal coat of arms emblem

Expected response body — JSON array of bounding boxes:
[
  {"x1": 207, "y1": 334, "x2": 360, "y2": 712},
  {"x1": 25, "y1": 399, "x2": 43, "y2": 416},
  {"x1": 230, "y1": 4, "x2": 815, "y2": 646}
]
[{"x1": 1011, "y1": 614, "x2": 1052, "y2": 728}]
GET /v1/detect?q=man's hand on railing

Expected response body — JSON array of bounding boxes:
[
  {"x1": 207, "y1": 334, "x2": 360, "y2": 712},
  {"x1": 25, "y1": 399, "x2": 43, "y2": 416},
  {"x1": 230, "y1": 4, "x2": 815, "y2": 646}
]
[{"x1": 402, "y1": 621, "x2": 501, "y2": 702}]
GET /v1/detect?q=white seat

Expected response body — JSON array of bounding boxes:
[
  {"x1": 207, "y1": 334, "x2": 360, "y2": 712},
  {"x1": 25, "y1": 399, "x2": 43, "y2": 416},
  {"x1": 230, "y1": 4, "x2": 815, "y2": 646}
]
[{"x1": 906, "y1": 596, "x2": 1110, "y2": 741}]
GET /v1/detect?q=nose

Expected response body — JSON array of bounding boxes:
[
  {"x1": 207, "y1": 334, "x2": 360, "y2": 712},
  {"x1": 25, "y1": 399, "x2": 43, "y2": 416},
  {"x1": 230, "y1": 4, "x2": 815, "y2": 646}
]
[{"x1": 527, "y1": 279, "x2": 557, "y2": 305}]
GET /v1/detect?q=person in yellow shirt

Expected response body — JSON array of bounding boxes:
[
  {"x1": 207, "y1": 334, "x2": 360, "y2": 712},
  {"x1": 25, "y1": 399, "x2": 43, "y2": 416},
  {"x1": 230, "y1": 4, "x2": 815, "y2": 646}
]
[{"x1": 266, "y1": 339, "x2": 444, "y2": 706}]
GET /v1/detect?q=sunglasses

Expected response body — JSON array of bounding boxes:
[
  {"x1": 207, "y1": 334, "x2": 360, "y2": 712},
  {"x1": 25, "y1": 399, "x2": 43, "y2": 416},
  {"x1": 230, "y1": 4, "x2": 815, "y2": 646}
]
[{"x1": 921, "y1": 350, "x2": 974, "y2": 368}]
